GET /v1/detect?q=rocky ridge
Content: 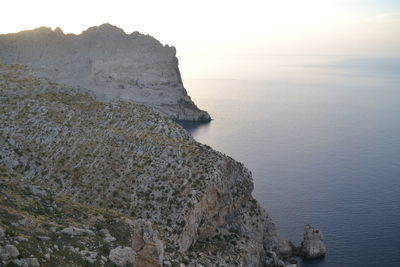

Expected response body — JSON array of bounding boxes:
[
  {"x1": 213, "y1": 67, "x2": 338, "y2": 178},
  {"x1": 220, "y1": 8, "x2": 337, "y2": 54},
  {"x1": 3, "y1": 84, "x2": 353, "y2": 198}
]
[
  {"x1": 0, "y1": 63, "x2": 300, "y2": 266},
  {"x1": 0, "y1": 24, "x2": 210, "y2": 121}
]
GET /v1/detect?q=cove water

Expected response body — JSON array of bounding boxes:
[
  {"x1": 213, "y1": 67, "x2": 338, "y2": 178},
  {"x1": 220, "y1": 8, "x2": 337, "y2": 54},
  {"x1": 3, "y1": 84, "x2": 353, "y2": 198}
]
[{"x1": 179, "y1": 56, "x2": 400, "y2": 267}]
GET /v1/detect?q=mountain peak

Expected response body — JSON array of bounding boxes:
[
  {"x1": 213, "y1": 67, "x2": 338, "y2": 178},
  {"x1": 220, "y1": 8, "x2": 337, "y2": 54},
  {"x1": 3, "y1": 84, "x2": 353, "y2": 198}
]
[
  {"x1": 83, "y1": 23, "x2": 126, "y2": 35},
  {"x1": 0, "y1": 24, "x2": 211, "y2": 121}
]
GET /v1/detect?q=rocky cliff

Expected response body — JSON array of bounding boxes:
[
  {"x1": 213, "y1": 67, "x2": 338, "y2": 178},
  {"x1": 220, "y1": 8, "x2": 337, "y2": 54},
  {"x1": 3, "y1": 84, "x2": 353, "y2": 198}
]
[
  {"x1": 0, "y1": 64, "x2": 297, "y2": 266},
  {"x1": 0, "y1": 24, "x2": 210, "y2": 121}
]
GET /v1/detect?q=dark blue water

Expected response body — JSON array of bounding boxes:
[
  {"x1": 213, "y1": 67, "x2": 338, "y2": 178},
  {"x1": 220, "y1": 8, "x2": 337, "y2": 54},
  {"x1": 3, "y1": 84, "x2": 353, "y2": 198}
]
[{"x1": 180, "y1": 57, "x2": 400, "y2": 267}]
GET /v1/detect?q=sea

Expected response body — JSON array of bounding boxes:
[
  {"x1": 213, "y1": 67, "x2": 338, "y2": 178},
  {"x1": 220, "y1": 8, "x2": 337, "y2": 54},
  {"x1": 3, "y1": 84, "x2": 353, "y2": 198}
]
[{"x1": 179, "y1": 56, "x2": 400, "y2": 267}]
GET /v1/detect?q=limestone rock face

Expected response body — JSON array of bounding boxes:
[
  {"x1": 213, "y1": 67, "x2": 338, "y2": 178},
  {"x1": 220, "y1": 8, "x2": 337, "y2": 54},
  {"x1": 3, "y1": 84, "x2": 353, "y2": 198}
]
[
  {"x1": 0, "y1": 24, "x2": 210, "y2": 121},
  {"x1": 131, "y1": 219, "x2": 164, "y2": 267},
  {"x1": 0, "y1": 64, "x2": 295, "y2": 266},
  {"x1": 300, "y1": 224, "x2": 326, "y2": 259}
]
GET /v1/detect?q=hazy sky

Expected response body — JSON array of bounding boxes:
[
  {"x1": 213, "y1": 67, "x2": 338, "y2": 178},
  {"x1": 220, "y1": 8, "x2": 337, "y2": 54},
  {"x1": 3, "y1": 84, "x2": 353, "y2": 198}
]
[{"x1": 1, "y1": 0, "x2": 399, "y2": 79}]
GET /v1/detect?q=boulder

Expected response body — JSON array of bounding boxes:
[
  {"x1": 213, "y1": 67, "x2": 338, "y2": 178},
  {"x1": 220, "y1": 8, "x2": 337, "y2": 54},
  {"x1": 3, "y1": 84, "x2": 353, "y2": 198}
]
[
  {"x1": 0, "y1": 244, "x2": 20, "y2": 260},
  {"x1": 132, "y1": 219, "x2": 164, "y2": 267},
  {"x1": 5, "y1": 245, "x2": 20, "y2": 258},
  {"x1": 26, "y1": 258, "x2": 40, "y2": 267},
  {"x1": 109, "y1": 246, "x2": 136, "y2": 267},
  {"x1": 60, "y1": 226, "x2": 95, "y2": 236}
]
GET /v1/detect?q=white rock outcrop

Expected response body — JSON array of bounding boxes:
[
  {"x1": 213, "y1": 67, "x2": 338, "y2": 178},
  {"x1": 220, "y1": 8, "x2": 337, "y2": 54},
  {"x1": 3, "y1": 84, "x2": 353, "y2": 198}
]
[
  {"x1": 109, "y1": 246, "x2": 136, "y2": 267},
  {"x1": 13, "y1": 257, "x2": 41, "y2": 267},
  {"x1": 0, "y1": 24, "x2": 210, "y2": 121},
  {"x1": 0, "y1": 245, "x2": 20, "y2": 261},
  {"x1": 131, "y1": 219, "x2": 164, "y2": 267},
  {"x1": 100, "y1": 229, "x2": 117, "y2": 243},
  {"x1": 61, "y1": 227, "x2": 95, "y2": 236}
]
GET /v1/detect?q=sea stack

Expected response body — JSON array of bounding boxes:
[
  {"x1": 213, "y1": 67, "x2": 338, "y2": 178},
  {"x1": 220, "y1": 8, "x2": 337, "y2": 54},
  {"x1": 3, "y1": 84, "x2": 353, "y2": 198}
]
[{"x1": 300, "y1": 224, "x2": 327, "y2": 259}]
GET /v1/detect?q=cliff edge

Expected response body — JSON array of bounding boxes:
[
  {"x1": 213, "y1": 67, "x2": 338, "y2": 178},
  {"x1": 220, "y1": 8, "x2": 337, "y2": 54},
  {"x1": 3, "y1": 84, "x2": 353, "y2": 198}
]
[
  {"x1": 0, "y1": 24, "x2": 210, "y2": 121},
  {"x1": 0, "y1": 64, "x2": 296, "y2": 266}
]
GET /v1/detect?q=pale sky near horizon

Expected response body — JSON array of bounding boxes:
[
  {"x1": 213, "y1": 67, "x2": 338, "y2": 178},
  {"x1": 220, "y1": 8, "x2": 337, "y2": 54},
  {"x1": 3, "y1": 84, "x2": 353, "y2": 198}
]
[{"x1": 1, "y1": 0, "x2": 399, "y2": 79}]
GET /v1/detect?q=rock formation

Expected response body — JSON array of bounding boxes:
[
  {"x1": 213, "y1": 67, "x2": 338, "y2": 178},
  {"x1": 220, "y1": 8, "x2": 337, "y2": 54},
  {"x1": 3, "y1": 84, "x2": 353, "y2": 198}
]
[
  {"x1": 131, "y1": 219, "x2": 164, "y2": 267},
  {"x1": 300, "y1": 224, "x2": 327, "y2": 259},
  {"x1": 108, "y1": 246, "x2": 137, "y2": 267},
  {"x1": 0, "y1": 24, "x2": 210, "y2": 121},
  {"x1": 0, "y1": 63, "x2": 296, "y2": 266}
]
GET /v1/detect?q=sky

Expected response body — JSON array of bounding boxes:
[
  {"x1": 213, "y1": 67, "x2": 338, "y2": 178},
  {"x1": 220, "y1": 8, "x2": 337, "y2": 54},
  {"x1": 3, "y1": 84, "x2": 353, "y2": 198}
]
[{"x1": 1, "y1": 0, "x2": 399, "y2": 79}]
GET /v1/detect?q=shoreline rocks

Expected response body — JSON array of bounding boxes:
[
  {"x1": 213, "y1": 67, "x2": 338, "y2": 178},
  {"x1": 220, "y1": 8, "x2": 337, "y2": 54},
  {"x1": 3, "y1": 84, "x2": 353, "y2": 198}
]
[{"x1": 299, "y1": 224, "x2": 327, "y2": 259}]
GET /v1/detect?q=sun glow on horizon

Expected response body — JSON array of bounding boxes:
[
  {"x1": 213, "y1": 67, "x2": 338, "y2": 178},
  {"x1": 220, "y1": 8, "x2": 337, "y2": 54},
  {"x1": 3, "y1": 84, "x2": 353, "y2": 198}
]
[{"x1": 1, "y1": 0, "x2": 399, "y2": 79}]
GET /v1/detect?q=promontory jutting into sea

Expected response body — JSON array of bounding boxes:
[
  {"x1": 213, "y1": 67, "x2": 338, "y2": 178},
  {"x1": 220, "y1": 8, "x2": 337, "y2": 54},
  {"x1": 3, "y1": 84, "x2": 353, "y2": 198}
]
[
  {"x1": 0, "y1": 24, "x2": 326, "y2": 266},
  {"x1": 2, "y1": 1, "x2": 400, "y2": 265}
]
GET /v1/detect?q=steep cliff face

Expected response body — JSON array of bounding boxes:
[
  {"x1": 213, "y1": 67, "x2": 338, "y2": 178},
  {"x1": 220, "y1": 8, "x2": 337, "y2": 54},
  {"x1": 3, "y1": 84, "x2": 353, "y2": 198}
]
[
  {"x1": 0, "y1": 24, "x2": 210, "y2": 121},
  {"x1": 0, "y1": 64, "x2": 293, "y2": 266}
]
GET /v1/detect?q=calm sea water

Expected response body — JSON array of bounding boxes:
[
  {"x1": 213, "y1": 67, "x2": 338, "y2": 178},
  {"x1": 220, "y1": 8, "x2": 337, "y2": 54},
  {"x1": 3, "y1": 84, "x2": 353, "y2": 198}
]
[{"x1": 180, "y1": 57, "x2": 400, "y2": 267}]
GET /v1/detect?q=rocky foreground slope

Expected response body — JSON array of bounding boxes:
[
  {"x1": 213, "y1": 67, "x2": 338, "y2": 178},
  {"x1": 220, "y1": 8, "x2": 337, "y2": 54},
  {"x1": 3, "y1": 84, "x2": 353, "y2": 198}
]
[
  {"x1": 1, "y1": 62, "x2": 328, "y2": 266},
  {"x1": 0, "y1": 63, "x2": 299, "y2": 266},
  {"x1": 0, "y1": 24, "x2": 210, "y2": 121}
]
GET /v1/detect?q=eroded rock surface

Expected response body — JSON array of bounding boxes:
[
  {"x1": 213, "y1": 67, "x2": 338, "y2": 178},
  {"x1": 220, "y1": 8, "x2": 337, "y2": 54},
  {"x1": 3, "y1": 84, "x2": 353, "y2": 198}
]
[
  {"x1": 109, "y1": 246, "x2": 136, "y2": 267},
  {"x1": 131, "y1": 219, "x2": 164, "y2": 267},
  {"x1": 0, "y1": 24, "x2": 210, "y2": 121},
  {"x1": 300, "y1": 224, "x2": 326, "y2": 259},
  {"x1": 0, "y1": 63, "x2": 299, "y2": 266}
]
